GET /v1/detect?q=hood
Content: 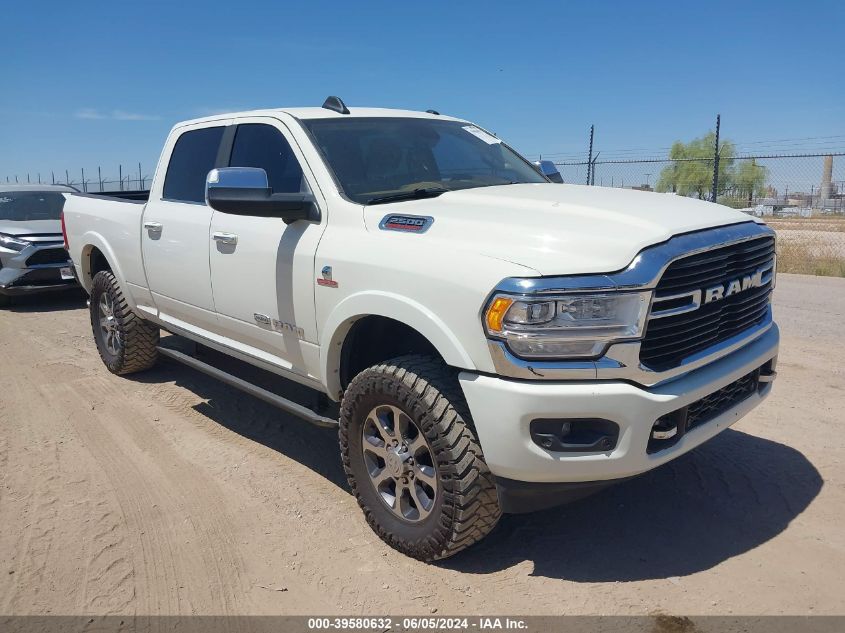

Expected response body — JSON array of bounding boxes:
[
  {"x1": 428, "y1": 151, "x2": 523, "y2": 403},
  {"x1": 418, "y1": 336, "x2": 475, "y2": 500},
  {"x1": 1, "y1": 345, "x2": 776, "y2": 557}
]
[
  {"x1": 0, "y1": 219, "x2": 63, "y2": 241},
  {"x1": 364, "y1": 183, "x2": 757, "y2": 276}
]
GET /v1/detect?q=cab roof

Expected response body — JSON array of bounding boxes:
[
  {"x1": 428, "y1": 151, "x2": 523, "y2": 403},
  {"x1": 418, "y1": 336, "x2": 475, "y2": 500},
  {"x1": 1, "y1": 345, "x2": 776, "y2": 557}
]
[{"x1": 175, "y1": 106, "x2": 467, "y2": 129}]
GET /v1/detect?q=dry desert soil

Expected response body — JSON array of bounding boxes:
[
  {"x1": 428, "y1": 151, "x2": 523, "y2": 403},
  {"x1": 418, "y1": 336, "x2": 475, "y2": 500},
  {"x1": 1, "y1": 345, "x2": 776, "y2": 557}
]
[{"x1": 0, "y1": 273, "x2": 843, "y2": 616}]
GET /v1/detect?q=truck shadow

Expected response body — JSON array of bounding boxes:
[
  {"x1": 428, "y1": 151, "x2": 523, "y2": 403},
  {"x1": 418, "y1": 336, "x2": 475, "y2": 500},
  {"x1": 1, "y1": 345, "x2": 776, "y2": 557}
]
[
  {"x1": 136, "y1": 342, "x2": 822, "y2": 583},
  {"x1": 443, "y1": 429, "x2": 823, "y2": 581},
  {"x1": 135, "y1": 343, "x2": 349, "y2": 490},
  {"x1": 2, "y1": 289, "x2": 87, "y2": 313}
]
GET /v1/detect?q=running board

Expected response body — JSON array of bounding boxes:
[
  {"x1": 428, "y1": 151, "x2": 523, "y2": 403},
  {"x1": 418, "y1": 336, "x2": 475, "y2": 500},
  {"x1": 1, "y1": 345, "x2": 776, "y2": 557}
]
[{"x1": 156, "y1": 346, "x2": 338, "y2": 429}]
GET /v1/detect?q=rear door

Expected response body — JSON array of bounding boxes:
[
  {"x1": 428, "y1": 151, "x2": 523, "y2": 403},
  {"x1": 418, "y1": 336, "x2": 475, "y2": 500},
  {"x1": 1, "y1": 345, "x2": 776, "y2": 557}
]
[
  {"x1": 208, "y1": 117, "x2": 327, "y2": 380},
  {"x1": 142, "y1": 121, "x2": 230, "y2": 332}
]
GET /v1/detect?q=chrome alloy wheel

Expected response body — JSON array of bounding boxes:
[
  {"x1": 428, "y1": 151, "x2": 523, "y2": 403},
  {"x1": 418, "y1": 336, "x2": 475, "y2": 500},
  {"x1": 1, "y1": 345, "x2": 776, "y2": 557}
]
[
  {"x1": 361, "y1": 405, "x2": 438, "y2": 522},
  {"x1": 98, "y1": 293, "x2": 121, "y2": 355}
]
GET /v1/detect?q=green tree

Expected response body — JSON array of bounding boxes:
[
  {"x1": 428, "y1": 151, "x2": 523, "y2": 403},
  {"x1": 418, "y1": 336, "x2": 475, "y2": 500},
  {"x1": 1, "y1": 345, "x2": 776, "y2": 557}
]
[
  {"x1": 656, "y1": 132, "x2": 735, "y2": 200},
  {"x1": 732, "y1": 159, "x2": 768, "y2": 203}
]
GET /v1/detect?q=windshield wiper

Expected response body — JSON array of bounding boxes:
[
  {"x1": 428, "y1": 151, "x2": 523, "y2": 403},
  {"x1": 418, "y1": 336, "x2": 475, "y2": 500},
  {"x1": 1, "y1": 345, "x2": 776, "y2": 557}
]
[{"x1": 365, "y1": 187, "x2": 450, "y2": 206}]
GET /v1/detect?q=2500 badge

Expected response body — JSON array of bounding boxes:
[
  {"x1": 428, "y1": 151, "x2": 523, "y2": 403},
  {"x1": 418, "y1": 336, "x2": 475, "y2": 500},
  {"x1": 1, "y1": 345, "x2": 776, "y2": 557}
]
[{"x1": 379, "y1": 214, "x2": 434, "y2": 233}]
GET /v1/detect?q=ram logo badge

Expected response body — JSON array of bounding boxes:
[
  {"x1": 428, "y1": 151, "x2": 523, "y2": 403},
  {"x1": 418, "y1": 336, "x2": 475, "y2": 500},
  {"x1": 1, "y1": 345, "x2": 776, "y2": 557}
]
[
  {"x1": 703, "y1": 266, "x2": 768, "y2": 304},
  {"x1": 379, "y1": 214, "x2": 434, "y2": 234}
]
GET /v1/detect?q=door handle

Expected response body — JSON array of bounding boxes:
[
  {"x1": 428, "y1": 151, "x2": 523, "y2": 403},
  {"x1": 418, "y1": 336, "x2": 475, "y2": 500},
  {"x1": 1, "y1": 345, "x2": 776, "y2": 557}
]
[
  {"x1": 212, "y1": 232, "x2": 238, "y2": 245},
  {"x1": 143, "y1": 221, "x2": 163, "y2": 232}
]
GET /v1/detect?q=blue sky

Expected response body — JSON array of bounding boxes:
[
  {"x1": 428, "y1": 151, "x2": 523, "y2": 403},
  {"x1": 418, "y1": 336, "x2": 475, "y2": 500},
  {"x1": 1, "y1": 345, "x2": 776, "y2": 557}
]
[{"x1": 2, "y1": 0, "x2": 843, "y2": 185}]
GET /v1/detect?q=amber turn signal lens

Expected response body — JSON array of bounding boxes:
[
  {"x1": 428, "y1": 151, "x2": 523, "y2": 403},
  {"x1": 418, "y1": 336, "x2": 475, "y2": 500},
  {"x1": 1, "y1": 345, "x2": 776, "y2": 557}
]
[{"x1": 485, "y1": 296, "x2": 514, "y2": 333}]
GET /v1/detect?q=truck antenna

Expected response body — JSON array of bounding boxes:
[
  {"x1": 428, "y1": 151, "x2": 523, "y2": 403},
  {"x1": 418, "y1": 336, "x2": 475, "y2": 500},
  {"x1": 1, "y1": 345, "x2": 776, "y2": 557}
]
[{"x1": 322, "y1": 96, "x2": 350, "y2": 115}]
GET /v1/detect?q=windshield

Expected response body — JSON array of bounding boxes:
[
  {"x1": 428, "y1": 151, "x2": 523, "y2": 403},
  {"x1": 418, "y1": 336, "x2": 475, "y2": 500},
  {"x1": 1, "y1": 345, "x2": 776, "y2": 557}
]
[
  {"x1": 0, "y1": 192, "x2": 66, "y2": 221},
  {"x1": 302, "y1": 117, "x2": 547, "y2": 204}
]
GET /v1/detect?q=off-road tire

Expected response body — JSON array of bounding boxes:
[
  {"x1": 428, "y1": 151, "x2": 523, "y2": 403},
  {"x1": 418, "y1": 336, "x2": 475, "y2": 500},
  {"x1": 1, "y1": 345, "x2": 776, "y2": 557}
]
[
  {"x1": 90, "y1": 270, "x2": 159, "y2": 375},
  {"x1": 340, "y1": 354, "x2": 502, "y2": 561}
]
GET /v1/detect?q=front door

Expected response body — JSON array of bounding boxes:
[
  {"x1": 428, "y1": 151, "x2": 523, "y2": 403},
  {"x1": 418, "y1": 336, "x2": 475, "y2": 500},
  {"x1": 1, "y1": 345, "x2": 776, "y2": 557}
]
[{"x1": 208, "y1": 118, "x2": 327, "y2": 380}]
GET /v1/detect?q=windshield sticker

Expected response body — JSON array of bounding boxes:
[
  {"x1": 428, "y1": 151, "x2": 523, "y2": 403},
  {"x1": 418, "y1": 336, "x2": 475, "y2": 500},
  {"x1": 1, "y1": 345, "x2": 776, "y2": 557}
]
[{"x1": 462, "y1": 125, "x2": 501, "y2": 145}]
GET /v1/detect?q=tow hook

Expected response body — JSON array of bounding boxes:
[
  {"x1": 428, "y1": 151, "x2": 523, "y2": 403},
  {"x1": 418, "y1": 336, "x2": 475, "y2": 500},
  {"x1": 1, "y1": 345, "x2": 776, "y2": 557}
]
[
  {"x1": 758, "y1": 369, "x2": 777, "y2": 383},
  {"x1": 651, "y1": 418, "x2": 678, "y2": 440}
]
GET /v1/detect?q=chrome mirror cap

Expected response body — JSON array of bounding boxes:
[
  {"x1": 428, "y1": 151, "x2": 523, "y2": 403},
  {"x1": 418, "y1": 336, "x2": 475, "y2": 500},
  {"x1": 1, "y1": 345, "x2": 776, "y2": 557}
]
[
  {"x1": 206, "y1": 167, "x2": 269, "y2": 199},
  {"x1": 535, "y1": 160, "x2": 563, "y2": 183}
]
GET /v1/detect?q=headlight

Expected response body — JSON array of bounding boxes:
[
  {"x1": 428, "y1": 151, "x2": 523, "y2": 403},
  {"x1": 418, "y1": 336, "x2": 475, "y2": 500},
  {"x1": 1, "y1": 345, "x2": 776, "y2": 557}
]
[
  {"x1": 484, "y1": 291, "x2": 651, "y2": 359},
  {"x1": 0, "y1": 233, "x2": 30, "y2": 252}
]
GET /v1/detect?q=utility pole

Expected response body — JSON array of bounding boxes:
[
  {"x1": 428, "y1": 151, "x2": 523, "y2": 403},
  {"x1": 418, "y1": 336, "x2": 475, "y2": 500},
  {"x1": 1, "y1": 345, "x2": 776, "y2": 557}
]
[
  {"x1": 586, "y1": 125, "x2": 594, "y2": 185},
  {"x1": 711, "y1": 114, "x2": 721, "y2": 202}
]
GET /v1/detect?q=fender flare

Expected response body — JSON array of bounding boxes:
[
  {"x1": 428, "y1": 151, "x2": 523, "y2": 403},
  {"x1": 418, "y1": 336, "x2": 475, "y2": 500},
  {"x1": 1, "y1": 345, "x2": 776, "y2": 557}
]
[
  {"x1": 78, "y1": 233, "x2": 136, "y2": 310},
  {"x1": 319, "y1": 291, "x2": 476, "y2": 398}
]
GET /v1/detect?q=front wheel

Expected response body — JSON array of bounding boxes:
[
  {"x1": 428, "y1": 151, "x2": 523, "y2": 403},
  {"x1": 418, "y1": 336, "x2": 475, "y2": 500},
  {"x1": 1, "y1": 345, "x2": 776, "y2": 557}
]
[
  {"x1": 89, "y1": 270, "x2": 159, "y2": 375},
  {"x1": 340, "y1": 355, "x2": 502, "y2": 561}
]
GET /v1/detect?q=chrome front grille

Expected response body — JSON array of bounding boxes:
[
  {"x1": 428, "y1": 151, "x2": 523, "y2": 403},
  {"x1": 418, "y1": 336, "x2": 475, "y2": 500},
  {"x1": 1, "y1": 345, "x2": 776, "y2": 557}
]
[{"x1": 640, "y1": 236, "x2": 776, "y2": 371}]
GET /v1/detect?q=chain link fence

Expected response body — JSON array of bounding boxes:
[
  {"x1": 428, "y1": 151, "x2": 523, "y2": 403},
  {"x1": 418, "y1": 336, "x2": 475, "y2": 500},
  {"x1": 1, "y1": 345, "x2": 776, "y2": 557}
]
[
  {"x1": 552, "y1": 153, "x2": 845, "y2": 277},
  {"x1": 5, "y1": 133, "x2": 845, "y2": 277},
  {"x1": 3, "y1": 166, "x2": 150, "y2": 193}
]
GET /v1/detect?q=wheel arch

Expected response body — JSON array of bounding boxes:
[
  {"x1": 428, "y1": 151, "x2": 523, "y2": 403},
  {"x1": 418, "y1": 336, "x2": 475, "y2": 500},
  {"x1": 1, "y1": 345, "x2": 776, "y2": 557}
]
[
  {"x1": 77, "y1": 235, "x2": 127, "y2": 298},
  {"x1": 320, "y1": 292, "x2": 476, "y2": 399}
]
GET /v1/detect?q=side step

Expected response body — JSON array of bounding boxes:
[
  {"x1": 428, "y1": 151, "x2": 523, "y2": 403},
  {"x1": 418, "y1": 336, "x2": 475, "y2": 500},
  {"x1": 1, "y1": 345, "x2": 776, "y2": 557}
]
[{"x1": 156, "y1": 346, "x2": 338, "y2": 429}]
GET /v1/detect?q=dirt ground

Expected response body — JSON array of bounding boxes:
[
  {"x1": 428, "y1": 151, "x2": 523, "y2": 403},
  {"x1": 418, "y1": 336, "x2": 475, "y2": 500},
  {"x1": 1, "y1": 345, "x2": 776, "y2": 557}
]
[{"x1": 0, "y1": 273, "x2": 843, "y2": 616}]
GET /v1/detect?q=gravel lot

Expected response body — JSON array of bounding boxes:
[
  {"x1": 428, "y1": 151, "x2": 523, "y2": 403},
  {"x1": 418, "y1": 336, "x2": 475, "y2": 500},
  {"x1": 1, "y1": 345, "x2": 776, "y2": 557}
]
[{"x1": 0, "y1": 273, "x2": 842, "y2": 616}]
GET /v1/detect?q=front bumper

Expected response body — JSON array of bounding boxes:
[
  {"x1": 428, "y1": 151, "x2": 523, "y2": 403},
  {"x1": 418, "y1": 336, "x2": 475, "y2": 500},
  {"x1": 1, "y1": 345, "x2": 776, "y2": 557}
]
[
  {"x1": 459, "y1": 323, "x2": 779, "y2": 489},
  {"x1": 0, "y1": 246, "x2": 77, "y2": 296}
]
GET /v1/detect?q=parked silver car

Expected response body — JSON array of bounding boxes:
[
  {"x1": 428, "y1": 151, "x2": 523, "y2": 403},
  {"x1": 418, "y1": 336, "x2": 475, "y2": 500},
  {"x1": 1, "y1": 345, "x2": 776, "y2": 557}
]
[{"x1": 0, "y1": 184, "x2": 79, "y2": 307}]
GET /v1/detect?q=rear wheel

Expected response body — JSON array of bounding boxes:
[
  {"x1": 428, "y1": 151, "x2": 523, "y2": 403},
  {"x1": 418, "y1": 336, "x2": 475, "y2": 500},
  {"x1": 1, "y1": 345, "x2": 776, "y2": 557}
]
[
  {"x1": 340, "y1": 355, "x2": 502, "y2": 561},
  {"x1": 90, "y1": 270, "x2": 159, "y2": 375}
]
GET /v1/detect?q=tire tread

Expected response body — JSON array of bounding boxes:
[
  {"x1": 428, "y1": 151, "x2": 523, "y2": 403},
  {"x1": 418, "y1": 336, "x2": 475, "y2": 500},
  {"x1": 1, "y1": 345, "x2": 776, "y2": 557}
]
[
  {"x1": 90, "y1": 270, "x2": 159, "y2": 375},
  {"x1": 339, "y1": 354, "x2": 501, "y2": 561}
]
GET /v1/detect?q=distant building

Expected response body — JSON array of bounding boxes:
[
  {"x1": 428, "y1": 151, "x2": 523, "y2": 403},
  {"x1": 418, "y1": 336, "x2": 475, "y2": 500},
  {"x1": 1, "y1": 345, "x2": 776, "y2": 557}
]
[{"x1": 820, "y1": 155, "x2": 834, "y2": 202}]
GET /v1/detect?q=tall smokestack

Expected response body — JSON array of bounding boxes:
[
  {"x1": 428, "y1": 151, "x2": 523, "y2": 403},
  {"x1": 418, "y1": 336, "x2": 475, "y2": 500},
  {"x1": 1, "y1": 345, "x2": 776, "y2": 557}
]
[{"x1": 820, "y1": 155, "x2": 833, "y2": 204}]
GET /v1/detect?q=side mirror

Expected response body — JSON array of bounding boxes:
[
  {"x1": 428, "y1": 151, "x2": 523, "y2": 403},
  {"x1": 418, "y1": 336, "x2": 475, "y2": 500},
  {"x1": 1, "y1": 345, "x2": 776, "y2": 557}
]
[
  {"x1": 535, "y1": 160, "x2": 563, "y2": 183},
  {"x1": 205, "y1": 167, "x2": 320, "y2": 223}
]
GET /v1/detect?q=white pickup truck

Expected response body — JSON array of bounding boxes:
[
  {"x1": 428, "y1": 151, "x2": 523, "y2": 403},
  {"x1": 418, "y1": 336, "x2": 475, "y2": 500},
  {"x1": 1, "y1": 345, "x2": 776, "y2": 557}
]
[{"x1": 63, "y1": 97, "x2": 779, "y2": 561}]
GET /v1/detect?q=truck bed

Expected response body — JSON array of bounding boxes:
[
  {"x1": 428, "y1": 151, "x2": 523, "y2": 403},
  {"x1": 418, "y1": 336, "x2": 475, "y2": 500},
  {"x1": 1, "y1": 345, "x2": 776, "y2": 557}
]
[{"x1": 62, "y1": 191, "x2": 149, "y2": 296}]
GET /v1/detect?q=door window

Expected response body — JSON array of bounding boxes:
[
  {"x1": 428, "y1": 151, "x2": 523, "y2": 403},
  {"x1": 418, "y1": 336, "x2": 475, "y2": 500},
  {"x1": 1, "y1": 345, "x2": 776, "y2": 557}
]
[
  {"x1": 162, "y1": 126, "x2": 225, "y2": 203},
  {"x1": 229, "y1": 124, "x2": 306, "y2": 193}
]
